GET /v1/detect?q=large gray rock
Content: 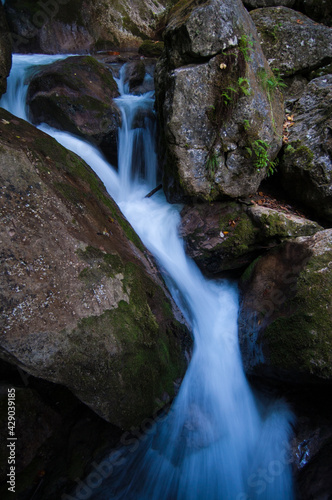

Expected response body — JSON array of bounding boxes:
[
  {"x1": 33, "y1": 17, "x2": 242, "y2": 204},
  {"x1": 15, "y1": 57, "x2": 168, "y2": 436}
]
[
  {"x1": 156, "y1": 0, "x2": 284, "y2": 203},
  {"x1": 4, "y1": 0, "x2": 169, "y2": 53},
  {"x1": 0, "y1": 4, "x2": 12, "y2": 97},
  {"x1": 0, "y1": 108, "x2": 188, "y2": 430},
  {"x1": 250, "y1": 7, "x2": 332, "y2": 77},
  {"x1": 27, "y1": 55, "x2": 121, "y2": 167},
  {"x1": 239, "y1": 229, "x2": 332, "y2": 384},
  {"x1": 280, "y1": 75, "x2": 332, "y2": 222}
]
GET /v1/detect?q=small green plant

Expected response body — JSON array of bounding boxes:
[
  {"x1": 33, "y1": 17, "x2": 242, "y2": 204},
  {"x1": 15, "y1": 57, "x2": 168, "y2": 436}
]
[
  {"x1": 206, "y1": 152, "x2": 220, "y2": 178},
  {"x1": 238, "y1": 34, "x2": 254, "y2": 62},
  {"x1": 285, "y1": 144, "x2": 296, "y2": 154},
  {"x1": 258, "y1": 68, "x2": 287, "y2": 128},
  {"x1": 259, "y1": 68, "x2": 287, "y2": 96},
  {"x1": 246, "y1": 139, "x2": 278, "y2": 176},
  {"x1": 221, "y1": 78, "x2": 250, "y2": 106},
  {"x1": 238, "y1": 77, "x2": 251, "y2": 96},
  {"x1": 243, "y1": 119, "x2": 250, "y2": 131}
]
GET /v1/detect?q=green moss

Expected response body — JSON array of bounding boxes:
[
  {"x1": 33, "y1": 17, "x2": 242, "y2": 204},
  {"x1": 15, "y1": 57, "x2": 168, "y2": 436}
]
[
  {"x1": 241, "y1": 256, "x2": 262, "y2": 283},
  {"x1": 54, "y1": 181, "x2": 83, "y2": 205},
  {"x1": 138, "y1": 40, "x2": 165, "y2": 57},
  {"x1": 218, "y1": 208, "x2": 257, "y2": 258},
  {"x1": 284, "y1": 140, "x2": 314, "y2": 171},
  {"x1": 264, "y1": 249, "x2": 332, "y2": 378}
]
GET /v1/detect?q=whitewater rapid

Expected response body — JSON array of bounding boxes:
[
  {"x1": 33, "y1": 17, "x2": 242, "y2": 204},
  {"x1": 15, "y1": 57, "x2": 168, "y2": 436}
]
[{"x1": 1, "y1": 54, "x2": 295, "y2": 500}]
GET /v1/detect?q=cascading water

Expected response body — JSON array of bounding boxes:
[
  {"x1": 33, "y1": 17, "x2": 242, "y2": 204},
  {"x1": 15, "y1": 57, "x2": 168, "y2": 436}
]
[{"x1": 1, "y1": 55, "x2": 295, "y2": 500}]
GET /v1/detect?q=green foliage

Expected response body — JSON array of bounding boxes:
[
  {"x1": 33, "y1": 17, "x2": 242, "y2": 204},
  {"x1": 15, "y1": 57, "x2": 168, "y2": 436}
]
[
  {"x1": 238, "y1": 34, "x2": 254, "y2": 62},
  {"x1": 221, "y1": 77, "x2": 250, "y2": 106},
  {"x1": 258, "y1": 68, "x2": 286, "y2": 128},
  {"x1": 243, "y1": 119, "x2": 250, "y2": 131},
  {"x1": 246, "y1": 139, "x2": 278, "y2": 176},
  {"x1": 238, "y1": 77, "x2": 250, "y2": 96},
  {"x1": 258, "y1": 68, "x2": 287, "y2": 96},
  {"x1": 206, "y1": 152, "x2": 220, "y2": 177}
]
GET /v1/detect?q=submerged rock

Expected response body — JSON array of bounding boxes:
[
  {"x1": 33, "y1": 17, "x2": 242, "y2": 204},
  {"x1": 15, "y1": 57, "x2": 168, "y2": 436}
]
[
  {"x1": 280, "y1": 74, "x2": 332, "y2": 222},
  {"x1": 0, "y1": 109, "x2": 188, "y2": 430},
  {"x1": 27, "y1": 55, "x2": 121, "y2": 167},
  {"x1": 155, "y1": 0, "x2": 284, "y2": 203},
  {"x1": 251, "y1": 6, "x2": 332, "y2": 77},
  {"x1": 239, "y1": 229, "x2": 332, "y2": 384},
  {"x1": 180, "y1": 200, "x2": 321, "y2": 275}
]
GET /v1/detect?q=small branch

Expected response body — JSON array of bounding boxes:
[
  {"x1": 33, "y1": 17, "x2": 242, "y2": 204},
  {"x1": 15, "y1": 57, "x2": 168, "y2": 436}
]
[{"x1": 145, "y1": 184, "x2": 162, "y2": 198}]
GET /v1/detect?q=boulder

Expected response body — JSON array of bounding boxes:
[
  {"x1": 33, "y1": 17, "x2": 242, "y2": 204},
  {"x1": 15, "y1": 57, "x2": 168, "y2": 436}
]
[
  {"x1": 280, "y1": 75, "x2": 332, "y2": 222},
  {"x1": 4, "y1": 0, "x2": 168, "y2": 54},
  {"x1": 124, "y1": 59, "x2": 156, "y2": 94},
  {"x1": 0, "y1": 4, "x2": 12, "y2": 97},
  {"x1": 244, "y1": 0, "x2": 296, "y2": 7},
  {"x1": 180, "y1": 200, "x2": 321, "y2": 275},
  {"x1": 0, "y1": 360, "x2": 122, "y2": 500},
  {"x1": 297, "y1": 0, "x2": 332, "y2": 27},
  {"x1": 238, "y1": 229, "x2": 332, "y2": 384},
  {"x1": 250, "y1": 7, "x2": 332, "y2": 77},
  {"x1": 155, "y1": 0, "x2": 284, "y2": 203},
  {"x1": 27, "y1": 55, "x2": 121, "y2": 167},
  {"x1": 0, "y1": 108, "x2": 188, "y2": 430}
]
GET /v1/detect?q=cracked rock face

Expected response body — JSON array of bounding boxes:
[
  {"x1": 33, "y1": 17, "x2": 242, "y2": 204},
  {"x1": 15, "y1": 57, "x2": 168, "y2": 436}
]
[
  {"x1": 250, "y1": 6, "x2": 332, "y2": 77},
  {"x1": 0, "y1": 109, "x2": 187, "y2": 429},
  {"x1": 280, "y1": 74, "x2": 332, "y2": 222},
  {"x1": 155, "y1": 0, "x2": 284, "y2": 203}
]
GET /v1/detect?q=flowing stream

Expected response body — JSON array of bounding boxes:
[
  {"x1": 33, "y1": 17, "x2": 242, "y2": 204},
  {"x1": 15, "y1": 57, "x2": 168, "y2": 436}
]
[{"x1": 1, "y1": 54, "x2": 295, "y2": 500}]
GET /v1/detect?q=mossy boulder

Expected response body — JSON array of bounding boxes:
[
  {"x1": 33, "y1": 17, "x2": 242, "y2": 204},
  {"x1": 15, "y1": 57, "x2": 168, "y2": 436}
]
[
  {"x1": 0, "y1": 108, "x2": 188, "y2": 430},
  {"x1": 279, "y1": 74, "x2": 332, "y2": 222},
  {"x1": 0, "y1": 4, "x2": 12, "y2": 97},
  {"x1": 155, "y1": 0, "x2": 284, "y2": 203},
  {"x1": 27, "y1": 55, "x2": 121, "y2": 167},
  {"x1": 138, "y1": 40, "x2": 165, "y2": 57},
  {"x1": 239, "y1": 229, "x2": 332, "y2": 384},
  {"x1": 180, "y1": 201, "x2": 321, "y2": 275},
  {"x1": 250, "y1": 6, "x2": 332, "y2": 77}
]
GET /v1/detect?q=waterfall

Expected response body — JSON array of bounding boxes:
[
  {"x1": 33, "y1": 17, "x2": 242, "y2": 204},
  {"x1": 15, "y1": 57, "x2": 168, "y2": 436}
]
[{"x1": 1, "y1": 55, "x2": 295, "y2": 500}]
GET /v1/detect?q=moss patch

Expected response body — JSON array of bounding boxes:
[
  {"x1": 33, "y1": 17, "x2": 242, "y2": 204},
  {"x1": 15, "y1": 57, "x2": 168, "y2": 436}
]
[
  {"x1": 138, "y1": 40, "x2": 164, "y2": 57},
  {"x1": 263, "y1": 249, "x2": 332, "y2": 379}
]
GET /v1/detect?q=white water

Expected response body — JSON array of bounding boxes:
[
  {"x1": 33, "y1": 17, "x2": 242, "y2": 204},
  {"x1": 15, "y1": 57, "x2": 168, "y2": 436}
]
[{"x1": 1, "y1": 55, "x2": 295, "y2": 500}]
